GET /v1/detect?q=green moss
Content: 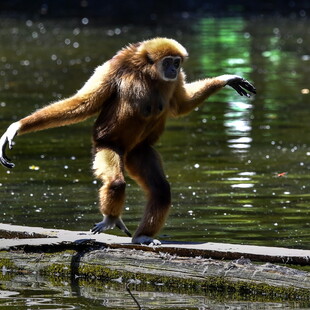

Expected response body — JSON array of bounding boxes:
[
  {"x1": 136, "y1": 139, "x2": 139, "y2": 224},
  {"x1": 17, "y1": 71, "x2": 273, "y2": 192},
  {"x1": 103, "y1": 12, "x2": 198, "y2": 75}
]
[
  {"x1": 42, "y1": 263, "x2": 71, "y2": 277},
  {"x1": 0, "y1": 258, "x2": 17, "y2": 271},
  {"x1": 202, "y1": 276, "x2": 310, "y2": 301},
  {"x1": 0, "y1": 258, "x2": 18, "y2": 281},
  {"x1": 75, "y1": 264, "x2": 310, "y2": 302},
  {"x1": 78, "y1": 264, "x2": 121, "y2": 280}
]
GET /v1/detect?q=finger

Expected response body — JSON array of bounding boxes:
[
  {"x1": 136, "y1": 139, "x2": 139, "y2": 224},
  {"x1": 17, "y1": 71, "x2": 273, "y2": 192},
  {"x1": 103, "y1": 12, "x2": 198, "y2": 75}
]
[
  {"x1": 242, "y1": 83, "x2": 256, "y2": 94},
  {"x1": 239, "y1": 86, "x2": 251, "y2": 97},
  {"x1": 117, "y1": 224, "x2": 132, "y2": 237},
  {"x1": 0, "y1": 156, "x2": 15, "y2": 169},
  {"x1": 234, "y1": 82, "x2": 254, "y2": 97},
  {"x1": 1, "y1": 137, "x2": 8, "y2": 153},
  {"x1": 231, "y1": 84, "x2": 246, "y2": 96},
  {"x1": 116, "y1": 218, "x2": 132, "y2": 237},
  {"x1": 240, "y1": 85, "x2": 254, "y2": 97},
  {"x1": 238, "y1": 86, "x2": 248, "y2": 96},
  {"x1": 0, "y1": 139, "x2": 15, "y2": 168},
  {"x1": 91, "y1": 225, "x2": 100, "y2": 234},
  {"x1": 2, "y1": 152, "x2": 11, "y2": 162},
  {"x1": 240, "y1": 80, "x2": 256, "y2": 94},
  {"x1": 8, "y1": 141, "x2": 14, "y2": 150},
  {"x1": 122, "y1": 227, "x2": 132, "y2": 237},
  {"x1": 124, "y1": 229, "x2": 132, "y2": 237}
]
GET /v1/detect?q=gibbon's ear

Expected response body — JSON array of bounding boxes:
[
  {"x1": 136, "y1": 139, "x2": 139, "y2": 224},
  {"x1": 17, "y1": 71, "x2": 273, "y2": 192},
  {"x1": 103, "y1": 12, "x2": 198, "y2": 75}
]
[{"x1": 146, "y1": 54, "x2": 155, "y2": 65}]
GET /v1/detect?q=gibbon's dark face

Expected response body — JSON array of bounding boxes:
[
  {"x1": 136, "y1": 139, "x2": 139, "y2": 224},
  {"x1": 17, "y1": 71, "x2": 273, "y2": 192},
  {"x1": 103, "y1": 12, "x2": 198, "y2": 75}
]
[{"x1": 159, "y1": 56, "x2": 181, "y2": 81}]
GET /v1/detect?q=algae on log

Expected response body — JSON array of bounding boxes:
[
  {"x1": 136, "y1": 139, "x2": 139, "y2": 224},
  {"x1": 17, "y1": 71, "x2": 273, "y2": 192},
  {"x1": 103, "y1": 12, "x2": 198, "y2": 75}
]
[
  {"x1": 0, "y1": 247, "x2": 310, "y2": 302},
  {"x1": 0, "y1": 223, "x2": 310, "y2": 301}
]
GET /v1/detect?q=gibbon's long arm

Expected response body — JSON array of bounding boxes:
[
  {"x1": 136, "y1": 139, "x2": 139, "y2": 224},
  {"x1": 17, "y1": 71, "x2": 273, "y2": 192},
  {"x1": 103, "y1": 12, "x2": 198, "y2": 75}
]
[
  {"x1": 0, "y1": 62, "x2": 114, "y2": 169},
  {"x1": 171, "y1": 74, "x2": 256, "y2": 116}
]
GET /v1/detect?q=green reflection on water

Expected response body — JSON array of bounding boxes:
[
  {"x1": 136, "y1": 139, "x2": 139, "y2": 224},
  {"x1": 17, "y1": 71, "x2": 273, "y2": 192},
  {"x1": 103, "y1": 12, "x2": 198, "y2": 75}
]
[{"x1": 0, "y1": 16, "x2": 310, "y2": 251}]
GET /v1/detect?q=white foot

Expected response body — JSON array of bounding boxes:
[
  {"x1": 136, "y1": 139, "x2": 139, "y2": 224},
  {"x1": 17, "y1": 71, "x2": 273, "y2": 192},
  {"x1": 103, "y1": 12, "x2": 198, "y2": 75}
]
[{"x1": 132, "y1": 235, "x2": 161, "y2": 245}]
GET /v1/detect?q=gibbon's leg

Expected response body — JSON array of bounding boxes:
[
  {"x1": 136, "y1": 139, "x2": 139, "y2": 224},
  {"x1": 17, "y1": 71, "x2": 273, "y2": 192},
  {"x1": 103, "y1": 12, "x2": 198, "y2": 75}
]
[
  {"x1": 125, "y1": 144, "x2": 171, "y2": 245},
  {"x1": 91, "y1": 148, "x2": 131, "y2": 237}
]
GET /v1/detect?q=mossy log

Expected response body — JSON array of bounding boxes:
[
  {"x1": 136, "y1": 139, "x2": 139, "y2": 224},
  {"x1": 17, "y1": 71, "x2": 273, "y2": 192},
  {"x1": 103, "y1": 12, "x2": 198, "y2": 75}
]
[
  {"x1": 1, "y1": 223, "x2": 310, "y2": 265},
  {"x1": 0, "y1": 223, "x2": 310, "y2": 301}
]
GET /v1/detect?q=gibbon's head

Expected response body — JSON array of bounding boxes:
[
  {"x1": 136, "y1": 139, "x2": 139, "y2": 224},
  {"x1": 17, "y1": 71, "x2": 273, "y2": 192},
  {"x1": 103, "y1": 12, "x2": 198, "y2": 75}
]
[{"x1": 134, "y1": 38, "x2": 188, "y2": 82}]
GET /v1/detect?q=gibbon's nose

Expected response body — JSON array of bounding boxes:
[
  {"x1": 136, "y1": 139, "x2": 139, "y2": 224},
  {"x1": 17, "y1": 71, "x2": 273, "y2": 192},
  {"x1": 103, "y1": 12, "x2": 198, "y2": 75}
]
[{"x1": 166, "y1": 67, "x2": 177, "y2": 79}]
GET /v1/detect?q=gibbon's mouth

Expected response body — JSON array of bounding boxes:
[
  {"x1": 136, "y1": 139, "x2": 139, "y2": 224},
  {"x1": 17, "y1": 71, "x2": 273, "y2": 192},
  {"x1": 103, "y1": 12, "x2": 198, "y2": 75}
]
[
  {"x1": 165, "y1": 69, "x2": 178, "y2": 80},
  {"x1": 162, "y1": 74, "x2": 178, "y2": 81}
]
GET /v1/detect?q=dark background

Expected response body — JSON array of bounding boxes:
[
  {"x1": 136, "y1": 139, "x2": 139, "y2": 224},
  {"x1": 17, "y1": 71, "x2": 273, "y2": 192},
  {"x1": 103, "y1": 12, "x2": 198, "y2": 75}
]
[{"x1": 0, "y1": 0, "x2": 309, "y2": 23}]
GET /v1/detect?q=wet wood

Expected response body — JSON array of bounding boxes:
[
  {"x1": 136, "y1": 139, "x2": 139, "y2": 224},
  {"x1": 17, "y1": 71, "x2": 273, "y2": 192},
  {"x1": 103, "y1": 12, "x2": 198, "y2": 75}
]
[
  {"x1": 0, "y1": 223, "x2": 310, "y2": 299},
  {"x1": 1, "y1": 245, "x2": 310, "y2": 289},
  {"x1": 1, "y1": 223, "x2": 310, "y2": 265}
]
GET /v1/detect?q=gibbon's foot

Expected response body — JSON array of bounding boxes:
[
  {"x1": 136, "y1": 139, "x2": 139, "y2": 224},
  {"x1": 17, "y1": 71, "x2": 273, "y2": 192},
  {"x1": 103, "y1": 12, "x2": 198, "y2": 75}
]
[
  {"x1": 219, "y1": 75, "x2": 256, "y2": 97},
  {"x1": 0, "y1": 122, "x2": 20, "y2": 169},
  {"x1": 91, "y1": 215, "x2": 132, "y2": 237},
  {"x1": 132, "y1": 235, "x2": 161, "y2": 245}
]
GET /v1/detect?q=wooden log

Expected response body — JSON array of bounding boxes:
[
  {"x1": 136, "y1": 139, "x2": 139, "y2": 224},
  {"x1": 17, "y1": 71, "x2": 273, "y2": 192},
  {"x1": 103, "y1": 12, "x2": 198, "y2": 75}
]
[
  {"x1": 1, "y1": 223, "x2": 310, "y2": 265},
  {"x1": 0, "y1": 223, "x2": 310, "y2": 301}
]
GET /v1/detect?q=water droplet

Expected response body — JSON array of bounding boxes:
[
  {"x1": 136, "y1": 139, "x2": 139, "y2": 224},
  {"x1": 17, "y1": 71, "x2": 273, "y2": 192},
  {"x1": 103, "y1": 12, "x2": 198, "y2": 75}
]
[
  {"x1": 26, "y1": 20, "x2": 33, "y2": 27},
  {"x1": 73, "y1": 28, "x2": 80, "y2": 36},
  {"x1": 20, "y1": 60, "x2": 30, "y2": 66},
  {"x1": 81, "y1": 17, "x2": 89, "y2": 25}
]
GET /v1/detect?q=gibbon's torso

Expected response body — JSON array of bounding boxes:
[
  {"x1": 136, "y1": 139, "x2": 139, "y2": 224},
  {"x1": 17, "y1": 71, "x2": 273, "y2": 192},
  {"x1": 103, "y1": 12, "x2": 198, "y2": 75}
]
[{"x1": 93, "y1": 71, "x2": 174, "y2": 152}]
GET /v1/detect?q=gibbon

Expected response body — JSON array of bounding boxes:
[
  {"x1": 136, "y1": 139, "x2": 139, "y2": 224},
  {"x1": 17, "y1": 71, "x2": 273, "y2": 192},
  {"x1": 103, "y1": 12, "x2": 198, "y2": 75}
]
[{"x1": 0, "y1": 37, "x2": 256, "y2": 245}]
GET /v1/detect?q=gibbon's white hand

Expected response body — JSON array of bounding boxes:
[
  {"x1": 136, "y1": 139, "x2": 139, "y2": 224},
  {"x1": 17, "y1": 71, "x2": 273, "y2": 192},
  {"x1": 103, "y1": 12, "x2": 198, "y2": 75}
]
[{"x1": 0, "y1": 122, "x2": 20, "y2": 169}]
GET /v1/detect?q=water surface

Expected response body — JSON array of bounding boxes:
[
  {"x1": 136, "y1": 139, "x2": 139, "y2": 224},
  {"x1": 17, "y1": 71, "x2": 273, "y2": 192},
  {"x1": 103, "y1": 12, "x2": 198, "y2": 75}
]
[{"x1": 1, "y1": 16, "x2": 310, "y2": 248}]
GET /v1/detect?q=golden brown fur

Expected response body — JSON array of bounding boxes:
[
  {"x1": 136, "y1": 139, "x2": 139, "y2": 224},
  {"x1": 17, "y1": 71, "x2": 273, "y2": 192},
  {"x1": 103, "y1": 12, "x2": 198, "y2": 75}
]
[{"x1": 0, "y1": 37, "x2": 255, "y2": 244}]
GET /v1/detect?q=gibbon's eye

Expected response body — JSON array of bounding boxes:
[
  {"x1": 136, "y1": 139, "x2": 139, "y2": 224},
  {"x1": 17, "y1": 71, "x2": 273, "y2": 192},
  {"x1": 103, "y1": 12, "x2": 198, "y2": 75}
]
[
  {"x1": 173, "y1": 58, "x2": 181, "y2": 69},
  {"x1": 162, "y1": 58, "x2": 171, "y2": 68}
]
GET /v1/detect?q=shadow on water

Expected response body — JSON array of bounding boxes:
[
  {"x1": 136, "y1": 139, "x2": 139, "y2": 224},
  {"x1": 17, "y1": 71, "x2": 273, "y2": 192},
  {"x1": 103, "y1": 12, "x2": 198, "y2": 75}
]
[{"x1": 0, "y1": 15, "x2": 310, "y2": 309}]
